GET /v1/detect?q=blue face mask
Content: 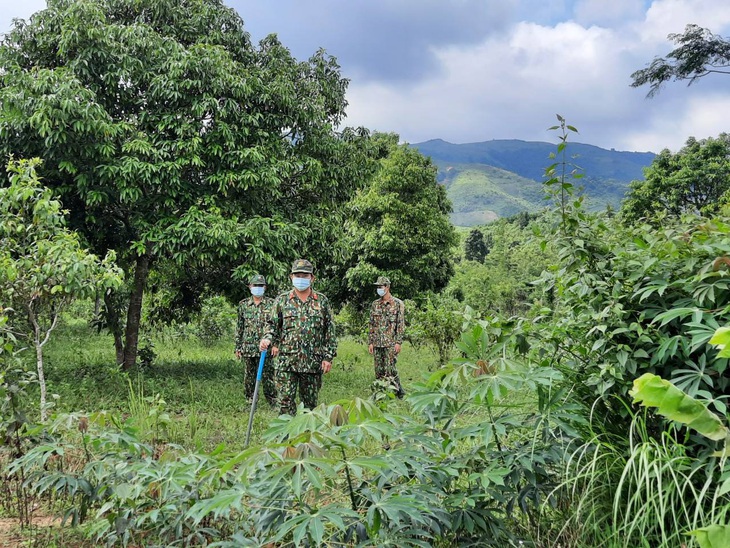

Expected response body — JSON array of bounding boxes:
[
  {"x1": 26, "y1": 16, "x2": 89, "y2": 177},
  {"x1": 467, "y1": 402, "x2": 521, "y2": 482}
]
[
  {"x1": 250, "y1": 287, "x2": 265, "y2": 297},
  {"x1": 377, "y1": 288, "x2": 386, "y2": 297},
  {"x1": 292, "y1": 277, "x2": 311, "y2": 291}
]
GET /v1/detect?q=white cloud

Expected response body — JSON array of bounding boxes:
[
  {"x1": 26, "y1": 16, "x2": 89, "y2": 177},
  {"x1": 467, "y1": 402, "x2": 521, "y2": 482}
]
[
  {"x1": 642, "y1": 0, "x2": 730, "y2": 44},
  {"x1": 623, "y1": 94, "x2": 730, "y2": 152},
  {"x1": 345, "y1": 20, "x2": 639, "y2": 148},
  {"x1": 343, "y1": 0, "x2": 730, "y2": 152}
]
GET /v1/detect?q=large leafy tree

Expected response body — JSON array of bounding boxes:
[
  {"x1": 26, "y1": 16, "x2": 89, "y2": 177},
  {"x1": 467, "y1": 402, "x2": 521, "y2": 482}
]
[
  {"x1": 334, "y1": 134, "x2": 457, "y2": 308},
  {"x1": 631, "y1": 24, "x2": 730, "y2": 97},
  {"x1": 0, "y1": 0, "x2": 372, "y2": 368},
  {"x1": 621, "y1": 134, "x2": 730, "y2": 222}
]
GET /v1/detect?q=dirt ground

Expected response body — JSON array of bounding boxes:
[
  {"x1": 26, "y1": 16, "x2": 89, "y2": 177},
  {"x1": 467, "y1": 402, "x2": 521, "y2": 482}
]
[{"x1": 0, "y1": 516, "x2": 63, "y2": 547}]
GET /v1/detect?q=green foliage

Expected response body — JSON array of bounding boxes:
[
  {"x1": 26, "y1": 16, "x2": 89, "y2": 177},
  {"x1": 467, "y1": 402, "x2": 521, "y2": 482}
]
[
  {"x1": 445, "y1": 164, "x2": 542, "y2": 226},
  {"x1": 136, "y1": 337, "x2": 157, "y2": 369},
  {"x1": 406, "y1": 294, "x2": 462, "y2": 367},
  {"x1": 192, "y1": 295, "x2": 236, "y2": 347},
  {"x1": 0, "y1": 310, "x2": 39, "y2": 528},
  {"x1": 0, "y1": 0, "x2": 374, "y2": 368},
  {"x1": 337, "y1": 135, "x2": 458, "y2": 308},
  {"x1": 557, "y1": 413, "x2": 730, "y2": 548},
  {"x1": 414, "y1": 138, "x2": 653, "y2": 226},
  {"x1": 333, "y1": 303, "x2": 368, "y2": 341},
  {"x1": 0, "y1": 158, "x2": 122, "y2": 419},
  {"x1": 463, "y1": 228, "x2": 490, "y2": 263},
  {"x1": 543, "y1": 115, "x2": 586, "y2": 231},
  {"x1": 627, "y1": 375, "x2": 730, "y2": 546},
  {"x1": 533, "y1": 207, "x2": 730, "y2": 435},
  {"x1": 528, "y1": 123, "x2": 730, "y2": 546},
  {"x1": 449, "y1": 214, "x2": 553, "y2": 317},
  {"x1": 622, "y1": 134, "x2": 730, "y2": 222},
  {"x1": 126, "y1": 378, "x2": 171, "y2": 445},
  {"x1": 533, "y1": 119, "x2": 730, "y2": 428},
  {"x1": 630, "y1": 24, "x2": 730, "y2": 97},
  {"x1": 630, "y1": 373, "x2": 728, "y2": 441},
  {"x1": 4, "y1": 312, "x2": 582, "y2": 547},
  {"x1": 690, "y1": 525, "x2": 730, "y2": 548}
]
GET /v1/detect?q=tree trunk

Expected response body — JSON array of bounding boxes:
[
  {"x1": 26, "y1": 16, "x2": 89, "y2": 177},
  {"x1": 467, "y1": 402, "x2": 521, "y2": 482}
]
[
  {"x1": 34, "y1": 330, "x2": 47, "y2": 422},
  {"x1": 104, "y1": 290, "x2": 125, "y2": 365},
  {"x1": 27, "y1": 303, "x2": 58, "y2": 422},
  {"x1": 122, "y1": 253, "x2": 150, "y2": 370}
]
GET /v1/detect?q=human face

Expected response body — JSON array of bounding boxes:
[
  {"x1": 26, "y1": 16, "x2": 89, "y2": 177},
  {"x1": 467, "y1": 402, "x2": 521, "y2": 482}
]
[{"x1": 291, "y1": 272, "x2": 314, "y2": 291}]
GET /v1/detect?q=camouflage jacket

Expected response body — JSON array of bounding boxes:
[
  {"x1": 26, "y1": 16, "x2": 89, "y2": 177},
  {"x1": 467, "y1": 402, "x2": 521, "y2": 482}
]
[
  {"x1": 368, "y1": 297, "x2": 405, "y2": 347},
  {"x1": 263, "y1": 290, "x2": 337, "y2": 373},
  {"x1": 235, "y1": 296, "x2": 275, "y2": 357}
]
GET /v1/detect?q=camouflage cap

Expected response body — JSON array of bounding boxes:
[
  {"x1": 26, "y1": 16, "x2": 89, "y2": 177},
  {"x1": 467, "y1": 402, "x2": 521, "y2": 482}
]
[
  {"x1": 374, "y1": 276, "x2": 391, "y2": 286},
  {"x1": 249, "y1": 274, "x2": 266, "y2": 285},
  {"x1": 291, "y1": 259, "x2": 314, "y2": 274}
]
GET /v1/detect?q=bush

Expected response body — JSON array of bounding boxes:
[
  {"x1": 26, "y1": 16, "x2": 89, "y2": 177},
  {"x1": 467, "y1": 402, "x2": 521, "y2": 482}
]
[{"x1": 192, "y1": 296, "x2": 236, "y2": 346}]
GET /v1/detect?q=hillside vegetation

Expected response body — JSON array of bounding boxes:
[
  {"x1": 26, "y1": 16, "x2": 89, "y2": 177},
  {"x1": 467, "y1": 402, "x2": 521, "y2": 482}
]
[{"x1": 412, "y1": 138, "x2": 656, "y2": 225}]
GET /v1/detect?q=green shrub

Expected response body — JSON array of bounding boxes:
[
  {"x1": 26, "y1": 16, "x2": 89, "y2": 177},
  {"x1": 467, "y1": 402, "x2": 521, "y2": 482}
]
[{"x1": 192, "y1": 296, "x2": 236, "y2": 346}]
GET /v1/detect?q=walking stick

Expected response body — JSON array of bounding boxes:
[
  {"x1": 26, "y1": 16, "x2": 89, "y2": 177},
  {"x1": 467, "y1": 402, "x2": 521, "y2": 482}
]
[{"x1": 245, "y1": 349, "x2": 267, "y2": 447}]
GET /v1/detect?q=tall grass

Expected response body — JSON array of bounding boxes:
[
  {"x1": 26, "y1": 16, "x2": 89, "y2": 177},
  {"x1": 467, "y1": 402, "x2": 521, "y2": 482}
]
[{"x1": 551, "y1": 413, "x2": 730, "y2": 548}]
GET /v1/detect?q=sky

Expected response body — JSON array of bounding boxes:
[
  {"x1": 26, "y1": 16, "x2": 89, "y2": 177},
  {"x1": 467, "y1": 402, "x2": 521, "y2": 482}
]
[{"x1": 1, "y1": 0, "x2": 729, "y2": 153}]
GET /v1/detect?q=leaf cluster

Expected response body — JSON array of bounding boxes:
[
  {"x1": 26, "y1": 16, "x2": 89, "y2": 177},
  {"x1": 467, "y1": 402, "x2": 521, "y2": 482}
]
[
  {"x1": 630, "y1": 24, "x2": 730, "y2": 97},
  {"x1": 621, "y1": 133, "x2": 730, "y2": 223},
  {"x1": 0, "y1": 159, "x2": 122, "y2": 340}
]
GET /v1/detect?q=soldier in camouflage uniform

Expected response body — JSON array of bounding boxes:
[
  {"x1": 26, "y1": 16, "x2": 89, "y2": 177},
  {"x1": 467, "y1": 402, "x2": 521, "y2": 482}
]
[
  {"x1": 259, "y1": 259, "x2": 337, "y2": 416},
  {"x1": 235, "y1": 274, "x2": 277, "y2": 407},
  {"x1": 368, "y1": 276, "x2": 406, "y2": 398}
]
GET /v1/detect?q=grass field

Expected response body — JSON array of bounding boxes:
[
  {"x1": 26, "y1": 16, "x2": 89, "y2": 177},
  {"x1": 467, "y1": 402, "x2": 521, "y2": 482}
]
[{"x1": 40, "y1": 318, "x2": 442, "y2": 451}]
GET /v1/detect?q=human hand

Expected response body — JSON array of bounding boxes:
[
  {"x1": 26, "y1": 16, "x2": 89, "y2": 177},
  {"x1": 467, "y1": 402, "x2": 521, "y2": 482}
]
[
  {"x1": 235, "y1": 350, "x2": 241, "y2": 359},
  {"x1": 368, "y1": 344, "x2": 374, "y2": 354},
  {"x1": 395, "y1": 343, "x2": 401, "y2": 354},
  {"x1": 322, "y1": 360, "x2": 332, "y2": 374},
  {"x1": 272, "y1": 346, "x2": 279, "y2": 357},
  {"x1": 259, "y1": 339, "x2": 271, "y2": 352}
]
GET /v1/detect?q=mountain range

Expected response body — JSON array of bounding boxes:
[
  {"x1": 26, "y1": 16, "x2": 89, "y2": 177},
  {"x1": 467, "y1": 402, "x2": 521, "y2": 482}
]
[{"x1": 411, "y1": 139, "x2": 656, "y2": 227}]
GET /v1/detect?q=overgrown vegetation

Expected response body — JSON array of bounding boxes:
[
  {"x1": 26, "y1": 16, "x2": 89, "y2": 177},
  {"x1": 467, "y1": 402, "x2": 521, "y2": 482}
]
[{"x1": 2, "y1": 6, "x2": 730, "y2": 541}]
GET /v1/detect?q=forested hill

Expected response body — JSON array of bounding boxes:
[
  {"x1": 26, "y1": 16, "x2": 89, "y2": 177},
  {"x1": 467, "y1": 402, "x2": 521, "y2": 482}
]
[{"x1": 411, "y1": 138, "x2": 656, "y2": 226}]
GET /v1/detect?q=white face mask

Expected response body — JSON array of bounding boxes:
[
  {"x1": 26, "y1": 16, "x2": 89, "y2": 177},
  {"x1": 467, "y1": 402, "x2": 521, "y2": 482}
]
[
  {"x1": 292, "y1": 277, "x2": 311, "y2": 291},
  {"x1": 250, "y1": 287, "x2": 265, "y2": 297},
  {"x1": 377, "y1": 288, "x2": 386, "y2": 297}
]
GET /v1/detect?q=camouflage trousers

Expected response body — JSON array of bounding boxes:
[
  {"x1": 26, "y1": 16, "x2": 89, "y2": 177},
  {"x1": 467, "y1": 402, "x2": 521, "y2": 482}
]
[
  {"x1": 373, "y1": 346, "x2": 403, "y2": 392},
  {"x1": 275, "y1": 368, "x2": 323, "y2": 416},
  {"x1": 243, "y1": 355, "x2": 277, "y2": 407}
]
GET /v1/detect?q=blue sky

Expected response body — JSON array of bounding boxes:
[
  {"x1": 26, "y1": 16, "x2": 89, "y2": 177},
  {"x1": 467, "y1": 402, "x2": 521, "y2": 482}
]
[{"x1": 2, "y1": 0, "x2": 729, "y2": 153}]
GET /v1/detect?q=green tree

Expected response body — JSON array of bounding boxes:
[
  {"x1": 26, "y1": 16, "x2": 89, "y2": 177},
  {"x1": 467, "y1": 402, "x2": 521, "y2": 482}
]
[
  {"x1": 449, "y1": 216, "x2": 551, "y2": 317},
  {"x1": 0, "y1": 159, "x2": 121, "y2": 419},
  {"x1": 464, "y1": 228, "x2": 490, "y2": 263},
  {"x1": 631, "y1": 24, "x2": 730, "y2": 97},
  {"x1": 337, "y1": 134, "x2": 458, "y2": 307},
  {"x1": 407, "y1": 294, "x2": 463, "y2": 367},
  {"x1": 0, "y1": 0, "x2": 371, "y2": 369},
  {"x1": 621, "y1": 134, "x2": 730, "y2": 222}
]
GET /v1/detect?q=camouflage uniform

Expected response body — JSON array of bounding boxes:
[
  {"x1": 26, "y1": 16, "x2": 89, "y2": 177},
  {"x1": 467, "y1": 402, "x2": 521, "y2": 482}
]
[
  {"x1": 263, "y1": 287, "x2": 337, "y2": 415},
  {"x1": 236, "y1": 293, "x2": 277, "y2": 407},
  {"x1": 368, "y1": 283, "x2": 405, "y2": 394}
]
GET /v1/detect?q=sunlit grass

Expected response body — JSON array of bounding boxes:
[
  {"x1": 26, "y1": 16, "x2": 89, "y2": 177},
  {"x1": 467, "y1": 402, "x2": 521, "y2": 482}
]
[{"x1": 40, "y1": 320, "x2": 441, "y2": 451}]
